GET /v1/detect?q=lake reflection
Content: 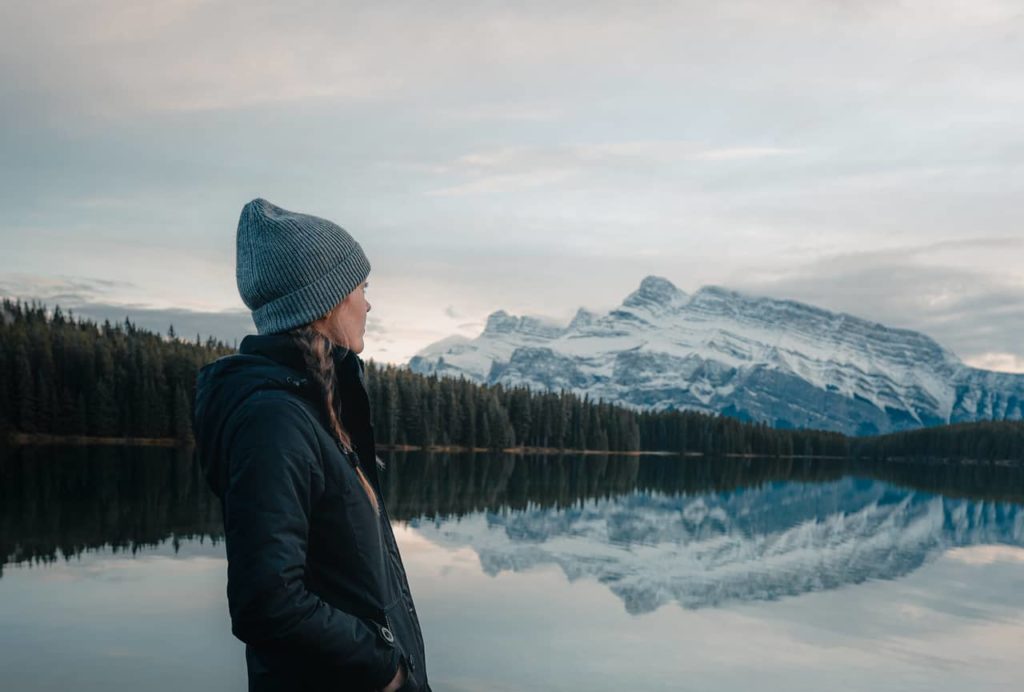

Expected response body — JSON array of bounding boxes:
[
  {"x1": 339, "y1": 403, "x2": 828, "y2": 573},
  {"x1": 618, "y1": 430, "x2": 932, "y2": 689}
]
[
  {"x1": 414, "y1": 477, "x2": 1024, "y2": 614},
  {"x1": 1, "y1": 446, "x2": 1023, "y2": 691}
]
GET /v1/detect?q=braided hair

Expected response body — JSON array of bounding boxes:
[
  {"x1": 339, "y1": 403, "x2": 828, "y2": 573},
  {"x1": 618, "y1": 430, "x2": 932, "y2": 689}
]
[{"x1": 291, "y1": 324, "x2": 380, "y2": 514}]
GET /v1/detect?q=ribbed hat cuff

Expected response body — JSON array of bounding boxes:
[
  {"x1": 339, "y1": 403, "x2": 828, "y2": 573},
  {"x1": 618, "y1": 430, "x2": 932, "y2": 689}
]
[{"x1": 251, "y1": 246, "x2": 371, "y2": 335}]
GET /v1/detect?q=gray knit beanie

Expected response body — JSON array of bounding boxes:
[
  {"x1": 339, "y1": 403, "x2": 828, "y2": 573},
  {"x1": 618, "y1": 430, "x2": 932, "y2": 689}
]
[{"x1": 236, "y1": 198, "x2": 371, "y2": 335}]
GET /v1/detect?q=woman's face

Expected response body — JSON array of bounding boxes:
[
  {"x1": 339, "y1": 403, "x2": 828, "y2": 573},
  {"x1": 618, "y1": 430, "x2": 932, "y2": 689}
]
[{"x1": 314, "y1": 279, "x2": 371, "y2": 353}]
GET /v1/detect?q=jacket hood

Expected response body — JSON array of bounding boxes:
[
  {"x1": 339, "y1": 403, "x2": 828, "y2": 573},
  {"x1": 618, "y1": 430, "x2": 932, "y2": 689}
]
[{"x1": 193, "y1": 333, "x2": 365, "y2": 498}]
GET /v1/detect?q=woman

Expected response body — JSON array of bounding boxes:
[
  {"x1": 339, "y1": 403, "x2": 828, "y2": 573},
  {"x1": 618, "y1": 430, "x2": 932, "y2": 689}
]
[{"x1": 194, "y1": 198, "x2": 429, "y2": 692}]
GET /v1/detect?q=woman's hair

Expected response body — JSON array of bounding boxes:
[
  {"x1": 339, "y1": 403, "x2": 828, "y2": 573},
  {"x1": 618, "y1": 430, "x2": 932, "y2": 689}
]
[{"x1": 291, "y1": 324, "x2": 380, "y2": 514}]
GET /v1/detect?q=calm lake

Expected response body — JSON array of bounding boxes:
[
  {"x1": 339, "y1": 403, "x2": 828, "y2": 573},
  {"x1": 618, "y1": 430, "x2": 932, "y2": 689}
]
[{"x1": 1, "y1": 446, "x2": 1022, "y2": 691}]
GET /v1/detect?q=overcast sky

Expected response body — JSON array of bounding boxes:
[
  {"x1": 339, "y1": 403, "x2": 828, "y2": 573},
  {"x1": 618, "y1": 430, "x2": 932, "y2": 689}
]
[{"x1": 2, "y1": 0, "x2": 1022, "y2": 370}]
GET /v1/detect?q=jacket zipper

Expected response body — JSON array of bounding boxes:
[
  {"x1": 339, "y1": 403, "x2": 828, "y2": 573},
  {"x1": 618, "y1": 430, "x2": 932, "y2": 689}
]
[
  {"x1": 382, "y1": 520, "x2": 426, "y2": 672},
  {"x1": 346, "y1": 368, "x2": 423, "y2": 678}
]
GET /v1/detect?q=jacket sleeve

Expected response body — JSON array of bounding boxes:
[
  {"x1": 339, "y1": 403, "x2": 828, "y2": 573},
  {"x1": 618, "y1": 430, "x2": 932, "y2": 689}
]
[{"x1": 222, "y1": 396, "x2": 400, "y2": 690}]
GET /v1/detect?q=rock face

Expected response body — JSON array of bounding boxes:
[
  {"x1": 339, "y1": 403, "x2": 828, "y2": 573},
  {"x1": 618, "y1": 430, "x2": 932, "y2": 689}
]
[
  {"x1": 408, "y1": 276, "x2": 1024, "y2": 435},
  {"x1": 410, "y1": 480, "x2": 1024, "y2": 614}
]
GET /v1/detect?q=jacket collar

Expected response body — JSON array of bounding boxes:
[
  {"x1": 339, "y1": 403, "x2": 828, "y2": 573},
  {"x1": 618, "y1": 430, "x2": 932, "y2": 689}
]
[
  {"x1": 238, "y1": 333, "x2": 366, "y2": 394},
  {"x1": 236, "y1": 334, "x2": 375, "y2": 473},
  {"x1": 239, "y1": 333, "x2": 385, "y2": 491}
]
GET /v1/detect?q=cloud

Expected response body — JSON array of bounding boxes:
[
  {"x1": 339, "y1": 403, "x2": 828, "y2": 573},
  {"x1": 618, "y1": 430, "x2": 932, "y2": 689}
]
[
  {"x1": 946, "y1": 545, "x2": 1024, "y2": 565},
  {"x1": 690, "y1": 147, "x2": 798, "y2": 161},
  {"x1": 963, "y1": 353, "x2": 1024, "y2": 374},
  {"x1": 62, "y1": 302, "x2": 253, "y2": 347},
  {"x1": 423, "y1": 141, "x2": 801, "y2": 195},
  {"x1": 0, "y1": 273, "x2": 254, "y2": 345},
  {"x1": 732, "y1": 237, "x2": 1024, "y2": 372},
  {"x1": 426, "y1": 169, "x2": 577, "y2": 197},
  {"x1": 0, "y1": 274, "x2": 137, "y2": 306},
  {"x1": 365, "y1": 315, "x2": 389, "y2": 336},
  {"x1": 434, "y1": 103, "x2": 564, "y2": 122},
  {"x1": 0, "y1": 2, "x2": 413, "y2": 118},
  {"x1": 437, "y1": 142, "x2": 799, "y2": 172},
  {"x1": 8, "y1": 0, "x2": 1019, "y2": 122}
]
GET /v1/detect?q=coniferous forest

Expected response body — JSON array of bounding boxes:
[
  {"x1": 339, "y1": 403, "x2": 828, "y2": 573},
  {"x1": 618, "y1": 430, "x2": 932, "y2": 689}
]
[
  {"x1": 849, "y1": 420, "x2": 1024, "y2": 463},
  {"x1": 0, "y1": 300, "x2": 233, "y2": 442},
  {"x1": 1, "y1": 299, "x2": 1021, "y2": 461}
]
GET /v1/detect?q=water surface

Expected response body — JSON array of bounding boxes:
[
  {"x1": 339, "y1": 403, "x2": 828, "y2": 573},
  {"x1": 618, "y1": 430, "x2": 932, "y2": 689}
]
[{"x1": 1, "y1": 446, "x2": 1022, "y2": 691}]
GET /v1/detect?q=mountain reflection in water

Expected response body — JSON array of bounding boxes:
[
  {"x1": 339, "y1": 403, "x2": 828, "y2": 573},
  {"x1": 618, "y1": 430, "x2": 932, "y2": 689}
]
[
  {"x1": 414, "y1": 480, "x2": 1024, "y2": 613},
  {"x1": 2, "y1": 445, "x2": 1022, "y2": 614}
]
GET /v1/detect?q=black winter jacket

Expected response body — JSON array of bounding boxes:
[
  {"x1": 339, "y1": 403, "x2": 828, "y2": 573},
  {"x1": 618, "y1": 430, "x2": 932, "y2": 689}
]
[{"x1": 194, "y1": 333, "x2": 430, "y2": 692}]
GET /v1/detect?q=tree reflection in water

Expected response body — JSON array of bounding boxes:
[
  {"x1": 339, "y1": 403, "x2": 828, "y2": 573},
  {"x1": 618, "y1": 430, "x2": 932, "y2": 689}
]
[{"x1": 1, "y1": 445, "x2": 1022, "y2": 580}]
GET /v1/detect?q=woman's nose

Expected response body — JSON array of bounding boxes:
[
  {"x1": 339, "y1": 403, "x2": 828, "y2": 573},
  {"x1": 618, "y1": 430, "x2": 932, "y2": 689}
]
[{"x1": 366, "y1": 301, "x2": 372, "y2": 313}]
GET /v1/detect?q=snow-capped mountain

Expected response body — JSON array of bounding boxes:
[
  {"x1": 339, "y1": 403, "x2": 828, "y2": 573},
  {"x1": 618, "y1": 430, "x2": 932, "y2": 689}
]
[
  {"x1": 409, "y1": 480, "x2": 1024, "y2": 614},
  {"x1": 409, "y1": 276, "x2": 1024, "y2": 435}
]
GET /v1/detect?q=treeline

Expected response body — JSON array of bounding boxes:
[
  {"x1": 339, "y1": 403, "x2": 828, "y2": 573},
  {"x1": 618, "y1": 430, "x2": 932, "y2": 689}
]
[
  {"x1": 1, "y1": 299, "x2": 1020, "y2": 461},
  {"x1": 637, "y1": 409, "x2": 848, "y2": 458},
  {"x1": 851, "y1": 420, "x2": 1024, "y2": 463},
  {"x1": 366, "y1": 363, "x2": 848, "y2": 456},
  {"x1": 0, "y1": 300, "x2": 234, "y2": 441}
]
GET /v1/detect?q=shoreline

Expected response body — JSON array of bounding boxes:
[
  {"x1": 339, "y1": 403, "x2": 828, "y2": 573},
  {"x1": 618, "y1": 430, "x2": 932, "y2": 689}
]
[
  {"x1": 2, "y1": 433, "x2": 1017, "y2": 465},
  {"x1": 5, "y1": 433, "x2": 183, "y2": 447},
  {"x1": 2, "y1": 433, "x2": 690, "y2": 455}
]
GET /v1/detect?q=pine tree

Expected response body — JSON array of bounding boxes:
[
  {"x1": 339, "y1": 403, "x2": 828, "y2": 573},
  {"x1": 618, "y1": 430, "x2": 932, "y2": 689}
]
[
  {"x1": 91, "y1": 376, "x2": 119, "y2": 437},
  {"x1": 173, "y1": 383, "x2": 194, "y2": 443},
  {"x1": 13, "y1": 341, "x2": 36, "y2": 432}
]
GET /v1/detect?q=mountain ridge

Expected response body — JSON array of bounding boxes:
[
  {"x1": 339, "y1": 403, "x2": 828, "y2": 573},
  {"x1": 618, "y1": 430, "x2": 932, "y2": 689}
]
[{"x1": 409, "y1": 276, "x2": 1024, "y2": 435}]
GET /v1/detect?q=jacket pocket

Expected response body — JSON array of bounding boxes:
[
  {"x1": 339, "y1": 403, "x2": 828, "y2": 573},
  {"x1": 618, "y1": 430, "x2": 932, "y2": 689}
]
[{"x1": 377, "y1": 599, "x2": 422, "y2": 692}]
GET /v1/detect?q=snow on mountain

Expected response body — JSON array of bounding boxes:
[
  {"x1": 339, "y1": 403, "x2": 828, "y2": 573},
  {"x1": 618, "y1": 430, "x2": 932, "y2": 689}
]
[
  {"x1": 408, "y1": 276, "x2": 1024, "y2": 435},
  {"x1": 409, "y1": 480, "x2": 1024, "y2": 614}
]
